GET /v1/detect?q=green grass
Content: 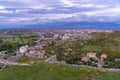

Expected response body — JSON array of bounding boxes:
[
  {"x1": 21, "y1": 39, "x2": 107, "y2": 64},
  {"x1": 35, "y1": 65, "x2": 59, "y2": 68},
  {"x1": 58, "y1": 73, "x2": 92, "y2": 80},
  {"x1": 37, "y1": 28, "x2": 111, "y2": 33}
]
[
  {"x1": 0, "y1": 62, "x2": 120, "y2": 80},
  {"x1": 81, "y1": 45, "x2": 101, "y2": 52},
  {"x1": 19, "y1": 56, "x2": 44, "y2": 63}
]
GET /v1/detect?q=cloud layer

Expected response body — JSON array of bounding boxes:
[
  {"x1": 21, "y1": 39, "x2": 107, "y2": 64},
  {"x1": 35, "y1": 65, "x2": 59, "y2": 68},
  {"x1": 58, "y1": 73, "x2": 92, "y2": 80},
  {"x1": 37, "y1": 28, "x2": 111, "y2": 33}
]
[{"x1": 0, "y1": 0, "x2": 120, "y2": 24}]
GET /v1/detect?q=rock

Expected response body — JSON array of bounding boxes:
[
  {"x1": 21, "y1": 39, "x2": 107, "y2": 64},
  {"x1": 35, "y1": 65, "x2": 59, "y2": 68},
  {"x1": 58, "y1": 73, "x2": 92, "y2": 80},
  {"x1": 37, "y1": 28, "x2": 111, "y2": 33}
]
[{"x1": 30, "y1": 61, "x2": 36, "y2": 65}]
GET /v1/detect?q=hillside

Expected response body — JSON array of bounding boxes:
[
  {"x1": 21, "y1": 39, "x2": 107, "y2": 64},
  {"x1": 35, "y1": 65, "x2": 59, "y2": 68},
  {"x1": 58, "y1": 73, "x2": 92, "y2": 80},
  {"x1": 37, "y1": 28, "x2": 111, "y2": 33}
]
[
  {"x1": 44, "y1": 31, "x2": 120, "y2": 68},
  {"x1": 0, "y1": 62, "x2": 120, "y2": 80}
]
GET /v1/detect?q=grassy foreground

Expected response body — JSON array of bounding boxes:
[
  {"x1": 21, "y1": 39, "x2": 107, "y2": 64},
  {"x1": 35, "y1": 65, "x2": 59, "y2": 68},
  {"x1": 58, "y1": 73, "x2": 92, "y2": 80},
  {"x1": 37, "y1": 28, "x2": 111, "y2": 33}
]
[{"x1": 0, "y1": 62, "x2": 120, "y2": 80}]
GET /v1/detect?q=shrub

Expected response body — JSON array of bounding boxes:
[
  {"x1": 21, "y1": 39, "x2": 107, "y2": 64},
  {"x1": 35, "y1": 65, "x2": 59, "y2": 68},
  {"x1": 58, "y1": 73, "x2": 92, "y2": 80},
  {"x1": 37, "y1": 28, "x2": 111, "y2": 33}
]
[
  {"x1": 98, "y1": 69, "x2": 106, "y2": 73},
  {"x1": 19, "y1": 57, "x2": 28, "y2": 62},
  {"x1": 49, "y1": 68, "x2": 53, "y2": 71},
  {"x1": 80, "y1": 68, "x2": 91, "y2": 74},
  {"x1": 62, "y1": 68, "x2": 66, "y2": 71}
]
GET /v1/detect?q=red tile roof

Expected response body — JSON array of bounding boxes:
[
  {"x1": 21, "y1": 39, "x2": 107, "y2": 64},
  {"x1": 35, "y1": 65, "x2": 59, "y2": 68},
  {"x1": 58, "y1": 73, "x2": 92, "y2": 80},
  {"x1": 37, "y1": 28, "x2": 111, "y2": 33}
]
[
  {"x1": 81, "y1": 56, "x2": 89, "y2": 62},
  {"x1": 101, "y1": 54, "x2": 107, "y2": 59}
]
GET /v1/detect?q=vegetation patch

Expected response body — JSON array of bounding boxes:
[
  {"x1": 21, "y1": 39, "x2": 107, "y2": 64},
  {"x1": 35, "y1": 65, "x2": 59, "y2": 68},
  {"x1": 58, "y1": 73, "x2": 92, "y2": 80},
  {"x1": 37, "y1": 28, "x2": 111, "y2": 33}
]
[{"x1": 0, "y1": 62, "x2": 120, "y2": 80}]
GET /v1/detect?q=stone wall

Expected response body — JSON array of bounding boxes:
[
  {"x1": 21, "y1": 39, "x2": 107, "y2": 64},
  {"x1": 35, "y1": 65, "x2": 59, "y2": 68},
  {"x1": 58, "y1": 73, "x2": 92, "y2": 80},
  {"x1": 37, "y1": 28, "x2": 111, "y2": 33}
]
[{"x1": 25, "y1": 50, "x2": 45, "y2": 58}]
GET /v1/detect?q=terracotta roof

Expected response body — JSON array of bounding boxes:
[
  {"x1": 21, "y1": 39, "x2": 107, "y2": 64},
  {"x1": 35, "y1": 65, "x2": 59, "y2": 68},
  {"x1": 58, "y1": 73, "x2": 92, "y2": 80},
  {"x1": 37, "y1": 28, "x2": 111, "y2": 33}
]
[
  {"x1": 81, "y1": 56, "x2": 89, "y2": 62},
  {"x1": 101, "y1": 54, "x2": 107, "y2": 59}
]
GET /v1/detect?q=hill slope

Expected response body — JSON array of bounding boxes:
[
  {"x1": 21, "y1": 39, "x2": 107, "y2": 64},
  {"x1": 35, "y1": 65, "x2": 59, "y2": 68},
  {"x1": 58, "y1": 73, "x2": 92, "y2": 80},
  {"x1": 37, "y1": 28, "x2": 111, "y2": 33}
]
[{"x1": 0, "y1": 62, "x2": 120, "y2": 80}]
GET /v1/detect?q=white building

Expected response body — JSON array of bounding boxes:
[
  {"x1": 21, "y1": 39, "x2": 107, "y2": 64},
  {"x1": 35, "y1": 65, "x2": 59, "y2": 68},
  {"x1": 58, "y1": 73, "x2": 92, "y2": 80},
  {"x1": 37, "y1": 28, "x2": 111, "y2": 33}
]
[
  {"x1": 54, "y1": 34, "x2": 59, "y2": 39},
  {"x1": 62, "y1": 34, "x2": 70, "y2": 40},
  {"x1": 19, "y1": 45, "x2": 28, "y2": 53},
  {"x1": 87, "y1": 52, "x2": 97, "y2": 58}
]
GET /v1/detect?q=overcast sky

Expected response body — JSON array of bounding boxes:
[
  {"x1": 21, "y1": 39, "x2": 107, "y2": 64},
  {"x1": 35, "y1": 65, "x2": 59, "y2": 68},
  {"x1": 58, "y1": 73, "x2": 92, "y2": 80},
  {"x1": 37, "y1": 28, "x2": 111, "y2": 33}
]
[{"x1": 0, "y1": 0, "x2": 120, "y2": 24}]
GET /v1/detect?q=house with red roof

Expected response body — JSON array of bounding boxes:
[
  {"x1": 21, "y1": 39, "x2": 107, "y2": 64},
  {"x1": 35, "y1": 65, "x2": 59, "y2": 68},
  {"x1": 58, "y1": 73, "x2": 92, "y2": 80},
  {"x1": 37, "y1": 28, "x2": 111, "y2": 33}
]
[
  {"x1": 101, "y1": 54, "x2": 107, "y2": 60},
  {"x1": 81, "y1": 56, "x2": 89, "y2": 62}
]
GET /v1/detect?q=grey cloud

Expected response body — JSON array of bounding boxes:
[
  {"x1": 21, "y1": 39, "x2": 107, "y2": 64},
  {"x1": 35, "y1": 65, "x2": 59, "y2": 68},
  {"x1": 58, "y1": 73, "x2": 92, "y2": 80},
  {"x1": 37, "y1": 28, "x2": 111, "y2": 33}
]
[{"x1": 0, "y1": 0, "x2": 120, "y2": 24}]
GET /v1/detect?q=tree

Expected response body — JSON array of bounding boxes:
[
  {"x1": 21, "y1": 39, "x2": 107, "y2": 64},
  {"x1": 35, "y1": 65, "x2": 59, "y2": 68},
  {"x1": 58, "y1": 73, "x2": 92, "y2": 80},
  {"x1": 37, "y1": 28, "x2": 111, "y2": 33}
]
[{"x1": 0, "y1": 39, "x2": 3, "y2": 44}]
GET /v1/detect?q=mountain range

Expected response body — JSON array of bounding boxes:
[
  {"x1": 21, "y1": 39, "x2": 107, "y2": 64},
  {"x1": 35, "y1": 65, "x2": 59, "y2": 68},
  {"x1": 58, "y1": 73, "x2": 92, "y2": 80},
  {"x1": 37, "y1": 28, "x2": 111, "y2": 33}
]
[{"x1": 0, "y1": 22, "x2": 120, "y2": 30}]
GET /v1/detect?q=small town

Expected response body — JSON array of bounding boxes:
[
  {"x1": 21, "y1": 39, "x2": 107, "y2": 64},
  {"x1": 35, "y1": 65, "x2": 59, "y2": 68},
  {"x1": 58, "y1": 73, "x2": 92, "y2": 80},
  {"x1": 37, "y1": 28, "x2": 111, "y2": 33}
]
[
  {"x1": 0, "y1": 0, "x2": 120, "y2": 79},
  {"x1": 0, "y1": 29, "x2": 119, "y2": 71}
]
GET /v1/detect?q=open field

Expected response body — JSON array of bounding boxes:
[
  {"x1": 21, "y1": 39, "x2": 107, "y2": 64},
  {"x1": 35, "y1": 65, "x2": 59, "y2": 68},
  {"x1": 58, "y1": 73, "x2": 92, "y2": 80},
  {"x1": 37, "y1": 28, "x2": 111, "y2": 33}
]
[{"x1": 0, "y1": 62, "x2": 120, "y2": 80}]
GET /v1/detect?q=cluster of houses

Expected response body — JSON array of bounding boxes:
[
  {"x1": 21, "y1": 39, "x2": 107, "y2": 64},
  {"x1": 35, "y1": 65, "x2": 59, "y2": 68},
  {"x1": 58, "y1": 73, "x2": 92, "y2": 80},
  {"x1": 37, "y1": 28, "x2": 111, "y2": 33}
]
[
  {"x1": 19, "y1": 45, "x2": 45, "y2": 59},
  {"x1": 81, "y1": 52, "x2": 108, "y2": 62},
  {"x1": 39, "y1": 38, "x2": 56, "y2": 46},
  {"x1": 54, "y1": 34, "x2": 77, "y2": 41}
]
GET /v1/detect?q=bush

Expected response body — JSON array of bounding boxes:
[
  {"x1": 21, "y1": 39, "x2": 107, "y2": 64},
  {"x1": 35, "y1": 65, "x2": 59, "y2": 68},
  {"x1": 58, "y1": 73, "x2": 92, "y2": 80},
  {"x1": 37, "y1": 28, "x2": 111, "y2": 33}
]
[
  {"x1": 19, "y1": 57, "x2": 29, "y2": 63},
  {"x1": 98, "y1": 69, "x2": 106, "y2": 73},
  {"x1": 80, "y1": 68, "x2": 91, "y2": 74}
]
